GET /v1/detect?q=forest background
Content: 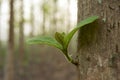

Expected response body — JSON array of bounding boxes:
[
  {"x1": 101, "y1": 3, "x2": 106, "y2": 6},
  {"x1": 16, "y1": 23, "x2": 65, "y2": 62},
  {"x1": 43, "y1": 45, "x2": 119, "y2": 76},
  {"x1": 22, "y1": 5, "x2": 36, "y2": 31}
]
[{"x1": 0, "y1": 0, "x2": 78, "y2": 80}]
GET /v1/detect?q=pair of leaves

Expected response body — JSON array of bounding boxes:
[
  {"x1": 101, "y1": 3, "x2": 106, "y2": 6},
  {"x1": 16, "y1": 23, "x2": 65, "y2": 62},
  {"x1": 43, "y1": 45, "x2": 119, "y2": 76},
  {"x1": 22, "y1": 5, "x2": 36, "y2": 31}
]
[
  {"x1": 27, "y1": 16, "x2": 99, "y2": 53},
  {"x1": 53, "y1": 16, "x2": 99, "y2": 50}
]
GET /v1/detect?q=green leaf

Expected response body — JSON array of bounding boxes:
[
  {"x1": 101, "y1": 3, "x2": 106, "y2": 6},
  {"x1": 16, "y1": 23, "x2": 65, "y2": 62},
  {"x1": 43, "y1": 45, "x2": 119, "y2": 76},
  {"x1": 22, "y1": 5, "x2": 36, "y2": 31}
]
[
  {"x1": 64, "y1": 16, "x2": 99, "y2": 48},
  {"x1": 61, "y1": 32, "x2": 66, "y2": 37},
  {"x1": 55, "y1": 32, "x2": 65, "y2": 45},
  {"x1": 27, "y1": 36, "x2": 63, "y2": 50}
]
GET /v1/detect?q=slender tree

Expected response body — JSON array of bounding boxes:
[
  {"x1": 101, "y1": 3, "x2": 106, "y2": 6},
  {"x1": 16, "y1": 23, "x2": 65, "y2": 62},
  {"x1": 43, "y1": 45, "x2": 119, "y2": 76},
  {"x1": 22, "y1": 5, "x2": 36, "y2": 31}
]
[
  {"x1": 66, "y1": 0, "x2": 71, "y2": 33},
  {"x1": 0, "y1": 0, "x2": 2, "y2": 46},
  {"x1": 18, "y1": 0, "x2": 24, "y2": 78},
  {"x1": 4, "y1": 0, "x2": 15, "y2": 80},
  {"x1": 51, "y1": 0, "x2": 58, "y2": 34},
  {"x1": 77, "y1": 0, "x2": 120, "y2": 80},
  {"x1": 41, "y1": 1, "x2": 47, "y2": 35},
  {"x1": 41, "y1": 0, "x2": 51, "y2": 35},
  {"x1": 30, "y1": 0, "x2": 34, "y2": 37}
]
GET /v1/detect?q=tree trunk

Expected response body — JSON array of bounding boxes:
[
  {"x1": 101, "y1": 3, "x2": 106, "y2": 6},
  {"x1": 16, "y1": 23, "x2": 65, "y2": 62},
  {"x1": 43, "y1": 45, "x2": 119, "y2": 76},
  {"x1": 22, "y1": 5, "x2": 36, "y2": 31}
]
[
  {"x1": 0, "y1": 0, "x2": 2, "y2": 46},
  {"x1": 41, "y1": 1, "x2": 47, "y2": 35},
  {"x1": 66, "y1": 0, "x2": 71, "y2": 33},
  {"x1": 18, "y1": 0, "x2": 24, "y2": 79},
  {"x1": 30, "y1": 0, "x2": 34, "y2": 37},
  {"x1": 77, "y1": 0, "x2": 120, "y2": 80},
  {"x1": 4, "y1": 0, "x2": 15, "y2": 80},
  {"x1": 42, "y1": 10, "x2": 46, "y2": 35},
  {"x1": 51, "y1": 0, "x2": 57, "y2": 35}
]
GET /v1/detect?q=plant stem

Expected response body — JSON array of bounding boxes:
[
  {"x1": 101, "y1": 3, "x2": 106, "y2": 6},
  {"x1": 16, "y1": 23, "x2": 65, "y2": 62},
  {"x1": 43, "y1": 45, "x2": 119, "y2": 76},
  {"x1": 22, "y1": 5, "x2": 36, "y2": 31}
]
[
  {"x1": 62, "y1": 50, "x2": 72, "y2": 61},
  {"x1": 62, "y1": 50, "x2": 78, "y2": 66}
]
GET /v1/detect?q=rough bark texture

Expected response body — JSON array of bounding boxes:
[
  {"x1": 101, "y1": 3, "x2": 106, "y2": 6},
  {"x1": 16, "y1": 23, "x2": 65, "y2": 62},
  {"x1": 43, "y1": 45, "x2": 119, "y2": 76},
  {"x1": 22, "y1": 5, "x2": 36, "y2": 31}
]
[
  {"x1": 77, "y1": 0, "x2": 120, "y2": 80},
  {"x1": 4, "y1": 0, "x2": 14, "y2": 80}
]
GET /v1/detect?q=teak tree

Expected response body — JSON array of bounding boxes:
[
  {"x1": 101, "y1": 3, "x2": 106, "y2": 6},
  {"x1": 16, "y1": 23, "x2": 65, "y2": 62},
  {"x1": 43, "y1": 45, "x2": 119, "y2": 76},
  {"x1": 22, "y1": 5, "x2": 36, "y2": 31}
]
[{"x1": 77, "y1": 0, "x2": 120, "y2": 80}]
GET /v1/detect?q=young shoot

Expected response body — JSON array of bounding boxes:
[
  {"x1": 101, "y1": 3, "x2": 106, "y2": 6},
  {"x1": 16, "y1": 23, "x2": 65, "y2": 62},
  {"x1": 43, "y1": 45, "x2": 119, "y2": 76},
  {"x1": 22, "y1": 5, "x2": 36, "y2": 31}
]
[{"x1": 27, "y1": 16, "x2": 99, "y2": 66}]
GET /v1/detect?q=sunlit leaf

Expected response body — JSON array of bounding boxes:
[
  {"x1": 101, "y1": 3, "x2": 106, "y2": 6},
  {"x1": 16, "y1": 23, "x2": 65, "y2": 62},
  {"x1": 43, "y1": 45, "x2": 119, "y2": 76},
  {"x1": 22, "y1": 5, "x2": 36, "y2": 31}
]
[
  {"x1": 64, "y1": 16, "x2": 99, "y2": 48},
  {"x1": 27, "y1": 36, "x2": 63, "y2": 50}
]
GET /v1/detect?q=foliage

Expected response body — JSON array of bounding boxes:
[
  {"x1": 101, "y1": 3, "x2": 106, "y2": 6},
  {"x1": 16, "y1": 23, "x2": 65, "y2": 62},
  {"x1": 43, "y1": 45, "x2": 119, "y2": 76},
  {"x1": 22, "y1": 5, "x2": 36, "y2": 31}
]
[{"x1": 27, "y1": 16, "x2": 99, "y2": 65}]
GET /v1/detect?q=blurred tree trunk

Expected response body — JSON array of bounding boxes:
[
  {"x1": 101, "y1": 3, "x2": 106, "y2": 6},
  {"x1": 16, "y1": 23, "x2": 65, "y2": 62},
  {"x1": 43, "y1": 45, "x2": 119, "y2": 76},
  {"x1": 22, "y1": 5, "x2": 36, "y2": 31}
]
[
  {"x1": 66, "y1": 0, "x2": 70, "y2": 33},
  {"x1": 4, "y1": 0, "x2": 15, "y2": 80},
  {"x1": 51, "y1": 0, "x2": 57, "y2": 35},
  {"x1": 0, "y1": 0, "x2": 2, "y2": 46},
  {"x1": 42, "y1": 9, "x2": 46, "y2": 35},
  {"x1": 41, "y1": 1, "x2": 47, "y2": 35},
  {"x1": 76, "y1": 0, "x2": 120, "y2": 80},
  {"x1": 30, "y1": 0, "x2": 34, "y2": 37},
  {"x1": 18, "y1": 0, "x2": 24, "y2": 78}
]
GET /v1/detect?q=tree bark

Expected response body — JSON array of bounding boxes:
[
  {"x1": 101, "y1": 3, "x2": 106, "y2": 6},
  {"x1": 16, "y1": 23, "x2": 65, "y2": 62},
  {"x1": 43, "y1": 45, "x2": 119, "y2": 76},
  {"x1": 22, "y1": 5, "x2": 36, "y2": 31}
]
[
  {"x1": 77, "y1": 0, "x2": 120, "y2": 80},
  {"x1": 4, "y1": 0, "x2": 15, "y2": 80}
]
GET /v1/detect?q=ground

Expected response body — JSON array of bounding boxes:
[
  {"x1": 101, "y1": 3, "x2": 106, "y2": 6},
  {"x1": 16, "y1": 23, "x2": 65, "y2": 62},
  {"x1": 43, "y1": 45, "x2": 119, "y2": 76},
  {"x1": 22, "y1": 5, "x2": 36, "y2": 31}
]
[{"x1": 0, "y1": 45, "x2": 77, "y2": 80}]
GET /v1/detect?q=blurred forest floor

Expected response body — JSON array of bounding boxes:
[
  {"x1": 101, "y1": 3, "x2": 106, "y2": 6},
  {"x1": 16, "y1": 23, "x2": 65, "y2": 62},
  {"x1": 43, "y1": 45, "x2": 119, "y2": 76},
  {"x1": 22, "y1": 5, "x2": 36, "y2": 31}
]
[{"x1": 0, "y1": 44, "x2": 77, "y2": 80}]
